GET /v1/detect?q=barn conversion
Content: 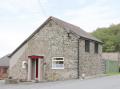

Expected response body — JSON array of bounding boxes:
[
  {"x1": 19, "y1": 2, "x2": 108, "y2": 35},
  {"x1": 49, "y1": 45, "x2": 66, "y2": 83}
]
[{"x1": 9, "y1": 16, "x2": 104, "y2": 82}]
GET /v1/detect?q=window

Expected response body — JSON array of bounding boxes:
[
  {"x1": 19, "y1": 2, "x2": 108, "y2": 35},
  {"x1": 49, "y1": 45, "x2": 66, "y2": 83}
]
[
  {"x1": 52, "y1": 57, "x2": 64, "y2": 69},
  {"x1": 95, "y1": 42, "x2": 98, "y2": 53},
  {"x1": 85, "y1": 40, "x2": 90, "y2": 52}
]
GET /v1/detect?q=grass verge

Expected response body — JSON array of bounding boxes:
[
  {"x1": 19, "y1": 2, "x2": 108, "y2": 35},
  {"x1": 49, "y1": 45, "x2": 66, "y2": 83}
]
[{"x1": 106, "y1": 72, "x2": 120, "y2": 76}]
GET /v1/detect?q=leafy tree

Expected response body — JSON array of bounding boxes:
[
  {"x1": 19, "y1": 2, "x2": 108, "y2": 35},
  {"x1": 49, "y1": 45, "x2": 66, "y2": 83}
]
[{"x1": 92, "y1": 24, "x2": 120, "y2": 52}]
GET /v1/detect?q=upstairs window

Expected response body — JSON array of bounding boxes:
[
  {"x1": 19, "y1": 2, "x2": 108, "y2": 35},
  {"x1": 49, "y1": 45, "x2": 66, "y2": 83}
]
[
  {"x1": 85, "y1": 40, "x2": 90, "y2": 52},
  {"x1": 95, "y1": 42, "x2": 98, "y2": 53},
  {"x1": 52, "y1": 57, "x2": 64, "y2": 69}
]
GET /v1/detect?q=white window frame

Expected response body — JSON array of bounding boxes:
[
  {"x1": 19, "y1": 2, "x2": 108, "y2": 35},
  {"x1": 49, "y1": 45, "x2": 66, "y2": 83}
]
[{"x1": 52, "y1": 57, "x2": 64, "y2": 69}]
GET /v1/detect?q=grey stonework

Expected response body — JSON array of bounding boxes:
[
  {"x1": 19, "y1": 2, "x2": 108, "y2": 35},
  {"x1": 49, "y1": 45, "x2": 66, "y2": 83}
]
[
  {"x1": 9, "y1": 19, "x2": 103, "y2": 81},
  {"x1": 79, "y1": 40, "x2": 103, "y2": 77}
]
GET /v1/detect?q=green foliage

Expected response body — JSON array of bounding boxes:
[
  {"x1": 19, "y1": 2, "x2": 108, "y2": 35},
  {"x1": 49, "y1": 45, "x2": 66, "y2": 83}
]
[{"x1": 92, "y1": 24, "x2": 120, "y2": 52}]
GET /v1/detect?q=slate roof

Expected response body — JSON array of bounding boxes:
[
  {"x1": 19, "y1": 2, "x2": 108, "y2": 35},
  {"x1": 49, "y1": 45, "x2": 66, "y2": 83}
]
[
  {"x1": 9, "y1": 16, "x2": 102, "y2": 57},
  {"x1": 0, "y1": 54, "x2": 10, "y2": 67},
  {"x1": 52, "y1": 17, "x2": 102, "y2": 42}
]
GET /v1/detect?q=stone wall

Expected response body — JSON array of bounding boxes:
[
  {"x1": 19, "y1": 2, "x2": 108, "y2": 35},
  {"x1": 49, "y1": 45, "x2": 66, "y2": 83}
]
[
  {"x1": 102, "y1": 52, "x2": 119, "y2": 61},
  {"x1": 79, "y1": 40, "x2": 103, "y2": 77},
  {"x1": 9, "y1": 19, "x2": 103, "y2": 81}
]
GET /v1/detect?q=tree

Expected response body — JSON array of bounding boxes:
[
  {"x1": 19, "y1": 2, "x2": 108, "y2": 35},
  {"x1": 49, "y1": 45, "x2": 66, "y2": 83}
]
[{"x1": 91, "y1": 24, "x2": 120, "y2": 52}]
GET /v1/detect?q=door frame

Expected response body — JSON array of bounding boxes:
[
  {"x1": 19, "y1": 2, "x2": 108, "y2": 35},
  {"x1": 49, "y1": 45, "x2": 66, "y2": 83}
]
[{"x1": 28, "y1": 55, "x2": 44, "y2": 81}]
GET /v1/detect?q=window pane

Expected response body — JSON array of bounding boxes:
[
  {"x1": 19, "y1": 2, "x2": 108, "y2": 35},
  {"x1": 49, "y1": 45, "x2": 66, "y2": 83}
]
[
  {"x1": 95, "y1": 43, "x2": 98, "y2": 53},
  {"x1": 56, "y1": 64, "x2": 64, "y2": 67},
  {"x1": 85, "y1": 40, "x2": 90, "y2": 52},
  {"x1": 59, "y1": 61, "x2": 63, "y2": 64},
  {"x1": 55, "y1": 58, "x2": 63, "y2": 60}
]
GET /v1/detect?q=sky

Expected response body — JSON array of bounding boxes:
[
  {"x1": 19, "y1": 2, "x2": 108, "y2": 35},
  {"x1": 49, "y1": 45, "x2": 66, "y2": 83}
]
[{"x1": 0, "y1": 0, "x2": 120, "y2": 57}]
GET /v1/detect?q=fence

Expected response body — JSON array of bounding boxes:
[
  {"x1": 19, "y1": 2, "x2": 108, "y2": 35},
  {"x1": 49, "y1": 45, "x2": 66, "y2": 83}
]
[{"x1": 105, "y1": 60, "x2": 119, "y2": 73}]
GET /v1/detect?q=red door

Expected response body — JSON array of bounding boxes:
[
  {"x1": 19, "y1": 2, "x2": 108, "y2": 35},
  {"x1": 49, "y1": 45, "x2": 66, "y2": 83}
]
[{"x1": 36, "y1": 59, "x2": 38, "y2": 79}]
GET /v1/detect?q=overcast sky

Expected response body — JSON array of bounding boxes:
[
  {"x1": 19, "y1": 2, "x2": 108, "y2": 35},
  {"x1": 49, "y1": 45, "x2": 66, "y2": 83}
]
[{"x1": 0, "y1": 0, "x2": 120, "y2": 57}]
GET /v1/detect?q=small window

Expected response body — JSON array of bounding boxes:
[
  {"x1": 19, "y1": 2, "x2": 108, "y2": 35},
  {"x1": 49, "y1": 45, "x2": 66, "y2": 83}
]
[
  {"x1": 95, "y1": 42, "x2": 98, "y2": 53},
  {"x1": 85, "y1": 40, "x2": 90, "y2": 52},
  {"x1": 52, "y1": 57, "x2": 64, "y2": 69}
]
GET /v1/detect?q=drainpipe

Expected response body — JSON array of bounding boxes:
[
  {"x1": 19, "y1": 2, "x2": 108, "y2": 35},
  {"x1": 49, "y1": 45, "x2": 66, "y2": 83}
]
[{"x1": 77, "y1": 38, "x2": 80, "y2": 79}]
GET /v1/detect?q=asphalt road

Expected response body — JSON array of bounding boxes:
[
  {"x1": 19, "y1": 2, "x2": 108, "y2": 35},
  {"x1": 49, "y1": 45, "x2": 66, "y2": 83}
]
[{"x1": 0, "y1": 75, "x2": 120, "y2": 89}]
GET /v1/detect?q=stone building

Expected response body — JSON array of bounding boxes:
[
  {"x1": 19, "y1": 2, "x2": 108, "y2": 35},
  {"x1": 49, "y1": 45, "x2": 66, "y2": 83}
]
[
  {"x1": 0, "y1": 54, "x2": 10, "y2": 79},
  {"x1": 9, "y1": 16, "x2": 103, "y2": 82}
]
